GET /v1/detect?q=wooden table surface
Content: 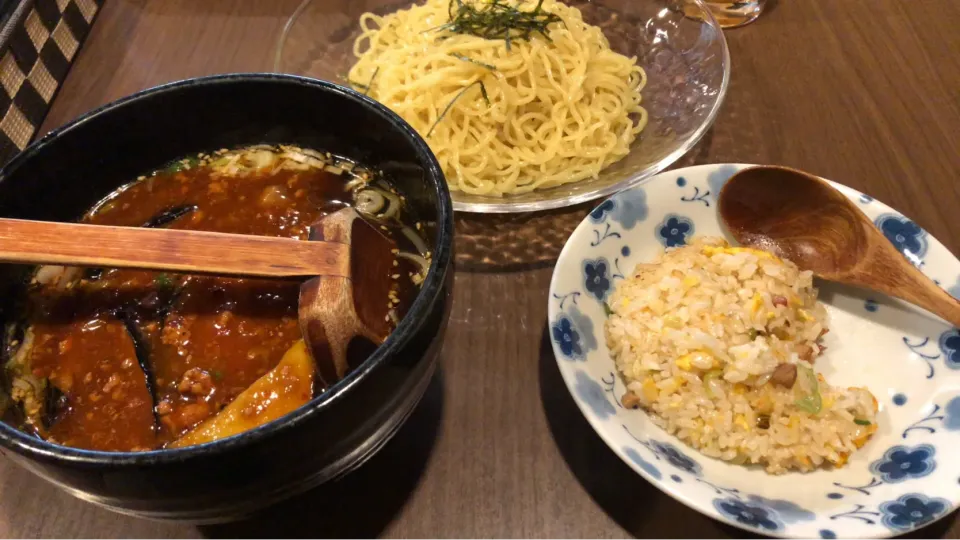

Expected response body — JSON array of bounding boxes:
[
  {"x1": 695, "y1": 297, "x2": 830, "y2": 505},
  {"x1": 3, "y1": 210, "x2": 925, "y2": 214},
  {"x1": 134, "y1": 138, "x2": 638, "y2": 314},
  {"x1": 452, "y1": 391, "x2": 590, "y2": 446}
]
[{"x1": 2, "y1": 0, "x2": 959, "y2": 537}]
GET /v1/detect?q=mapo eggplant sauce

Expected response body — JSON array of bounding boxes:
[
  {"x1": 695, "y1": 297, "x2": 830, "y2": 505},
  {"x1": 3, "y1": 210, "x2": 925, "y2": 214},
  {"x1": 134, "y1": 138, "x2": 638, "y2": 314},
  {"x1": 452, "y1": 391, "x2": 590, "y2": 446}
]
[{"x1": 2, "y1": 145, "x2": 429, "y2": 452}]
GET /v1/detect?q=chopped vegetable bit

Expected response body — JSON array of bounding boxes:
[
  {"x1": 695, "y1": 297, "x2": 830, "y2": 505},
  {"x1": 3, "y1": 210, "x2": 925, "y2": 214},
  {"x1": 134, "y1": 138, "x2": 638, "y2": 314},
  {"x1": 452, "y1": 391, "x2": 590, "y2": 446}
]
[
  {"x1": 662, "y1": 314, "x2": 683, "y2": 328},
  {"x1": 702, "y1": 369, "x2": 723, "y2": 397},
  {"x1": 794, "y1": 364, "x2": 822, "y2": 414},
  {"x1": 154, "y1": 273, "x2": 174, "y2": 289},
  {"x1": 603, "y1": 302, "x2": 613, "y2": 316},
  {"x1": 163, "y1": 156, "x2": 201, "y2": 174},
  {"x1": 854, "y1": 418, "x2": 871, "y2": 426}
]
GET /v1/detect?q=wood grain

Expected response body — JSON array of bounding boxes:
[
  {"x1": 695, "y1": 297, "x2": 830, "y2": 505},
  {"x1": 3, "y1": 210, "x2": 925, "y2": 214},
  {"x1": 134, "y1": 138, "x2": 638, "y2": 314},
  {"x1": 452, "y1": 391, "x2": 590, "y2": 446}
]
[
  {"x1": 718, "y1": 166, "x2": 960, "y2": 328},
  {"x1": 0, "y1": 0, "x2": 957, "y2": 538},
  {"x1": 0, "y1": 218, "x2": 351, "y2": 278}
]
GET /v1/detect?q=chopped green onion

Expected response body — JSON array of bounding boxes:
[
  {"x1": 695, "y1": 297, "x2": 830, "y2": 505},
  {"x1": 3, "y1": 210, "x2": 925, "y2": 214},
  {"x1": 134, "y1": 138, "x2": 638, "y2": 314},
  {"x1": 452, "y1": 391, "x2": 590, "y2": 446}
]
[
  {"x1": 603, "y1": 302, "x2": 613, "y2": 316},
  {"x1": 163, "y1": 156, "x2": 200, "y2": 174},
  {"x1": 154, "y1": 273, "x2": 173, "y2": 289},
  {"x1": 794, "y1": 364, "x2": 822, "y2": 414},
  {"x1": 854, "y1": 418, "x2": 871, "y2": 426},
  {"x1": 703, "y1": 370, "x2": 723, "y2": 398}
]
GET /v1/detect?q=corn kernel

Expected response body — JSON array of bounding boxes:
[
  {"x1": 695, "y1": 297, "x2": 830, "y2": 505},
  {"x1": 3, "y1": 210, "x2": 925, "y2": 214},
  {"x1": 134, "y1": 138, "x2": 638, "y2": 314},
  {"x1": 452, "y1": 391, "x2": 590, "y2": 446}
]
[
  {"x1": 853, "y1": 424, "x2": 877, "y2": 448},
  {"x1": 734, "y1": 414, "x2": 750, "y2": 431},
  {"x1": 797, "y1": 308, "x2": 813, "y2": 322},
  {"x1": 704, "y1": 246, "x2": 778, "y2": 260},
  {"x1": 663, "y1": 314, "x2": 683, "y2": 329},
  {"x1": 660, "y1": 378, "x2": 679, "y2": 394},
  {"x1": 682, "y1": 275, "x2": 700, "y2": 288},
  {"x1": 738, "y1": 247, "x2": 774, "y2": 259},
  {"x1": 641, "y1": 378, "x2": 659, "y2": 402},
  {"x1": 749, "y1": 293, "x2": 763, "y2": 315},
  {"x1": 733, "y1": 383, "x2": 748, "y2": 395},
  {"x1": 753, "y1": 394, "x2": 773, "y2": 414},
  {"x1": 676, "y1": 351, "x2": 715, "y2": 371}
]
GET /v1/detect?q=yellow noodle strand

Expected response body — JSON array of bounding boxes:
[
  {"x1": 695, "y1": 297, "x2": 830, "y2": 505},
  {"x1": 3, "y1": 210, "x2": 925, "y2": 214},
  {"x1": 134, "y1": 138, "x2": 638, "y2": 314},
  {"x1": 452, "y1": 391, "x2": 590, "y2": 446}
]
[{"x1": 348, "y1": 0, "x2": 648, "y2": 197}]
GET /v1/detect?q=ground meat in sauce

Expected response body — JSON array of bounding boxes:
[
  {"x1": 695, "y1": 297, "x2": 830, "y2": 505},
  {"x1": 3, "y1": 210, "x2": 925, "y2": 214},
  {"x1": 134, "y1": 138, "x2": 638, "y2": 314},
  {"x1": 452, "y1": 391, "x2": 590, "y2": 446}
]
[{"x1": 15, "y1": 158, "x2": 421, "y2": 451}]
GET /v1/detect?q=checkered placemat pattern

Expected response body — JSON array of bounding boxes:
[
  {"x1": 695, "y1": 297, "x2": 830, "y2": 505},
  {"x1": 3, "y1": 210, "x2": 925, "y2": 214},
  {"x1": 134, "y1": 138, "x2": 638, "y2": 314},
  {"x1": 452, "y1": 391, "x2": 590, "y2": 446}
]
[{"x1": 0, "y1": 0, "x2": 101, "y2": 166}]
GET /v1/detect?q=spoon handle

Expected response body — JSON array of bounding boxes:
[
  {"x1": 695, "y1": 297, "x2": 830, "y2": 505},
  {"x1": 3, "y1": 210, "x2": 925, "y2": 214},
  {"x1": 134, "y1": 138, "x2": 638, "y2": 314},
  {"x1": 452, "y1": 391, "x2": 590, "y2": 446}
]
[
  {"x1": 0, "y1": 217, "x2": 350, "y2": 278},
  {"x1": 857, "y1": 229, "x2": 960, "y2": 328}
]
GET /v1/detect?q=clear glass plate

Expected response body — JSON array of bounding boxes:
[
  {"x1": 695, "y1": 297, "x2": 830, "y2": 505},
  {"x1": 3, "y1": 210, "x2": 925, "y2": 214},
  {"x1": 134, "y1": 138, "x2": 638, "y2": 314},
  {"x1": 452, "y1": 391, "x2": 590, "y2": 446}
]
[{"x1": 274, "y1": 0, "x2": 730, "y2": 213}]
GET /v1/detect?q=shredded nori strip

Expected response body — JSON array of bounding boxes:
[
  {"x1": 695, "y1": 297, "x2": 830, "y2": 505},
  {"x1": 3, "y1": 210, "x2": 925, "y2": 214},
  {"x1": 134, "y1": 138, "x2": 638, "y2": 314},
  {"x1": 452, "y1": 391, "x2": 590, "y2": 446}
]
[
  {"x1": 448, "y1": 53, "x2": 497, "y2": 71},
  {"x1": 349, "y1": 66, "x2": 380, "y2": 96},
  {"x1": 434, "y1": 0, "x2": 563, "y2": 50},
  {"x1": 426, "y1": 80, "x2": 490, "y2": 138}
]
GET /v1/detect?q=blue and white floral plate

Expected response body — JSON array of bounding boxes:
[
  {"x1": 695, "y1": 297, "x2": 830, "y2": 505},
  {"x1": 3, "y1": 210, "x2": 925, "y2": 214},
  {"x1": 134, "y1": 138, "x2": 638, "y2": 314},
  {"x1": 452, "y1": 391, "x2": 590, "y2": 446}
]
[{"x1": 547, "y1": 164, "x2": 960, "y2": 538}]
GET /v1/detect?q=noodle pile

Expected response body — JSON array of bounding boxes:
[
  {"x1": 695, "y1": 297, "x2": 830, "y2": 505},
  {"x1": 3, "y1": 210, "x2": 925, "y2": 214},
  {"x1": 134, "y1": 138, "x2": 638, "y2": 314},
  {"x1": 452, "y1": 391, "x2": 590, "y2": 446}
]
[{"x1": 348, "y1": 0, "x2": 648, "y2": 197}]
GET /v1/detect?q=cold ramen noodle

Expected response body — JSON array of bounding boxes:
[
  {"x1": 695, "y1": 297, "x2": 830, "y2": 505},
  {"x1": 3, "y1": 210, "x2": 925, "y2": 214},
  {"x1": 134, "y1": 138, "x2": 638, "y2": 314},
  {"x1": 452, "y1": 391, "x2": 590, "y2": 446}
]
[
  {"x1": 348, "y1": 0, "x2": 648, "y2": 197},
  {"x1": 2, "y1": 145, "x2": 429, "y2": 451},
  {"x1": 605, "y1": 238, "x2": 878, "y2": 474}
]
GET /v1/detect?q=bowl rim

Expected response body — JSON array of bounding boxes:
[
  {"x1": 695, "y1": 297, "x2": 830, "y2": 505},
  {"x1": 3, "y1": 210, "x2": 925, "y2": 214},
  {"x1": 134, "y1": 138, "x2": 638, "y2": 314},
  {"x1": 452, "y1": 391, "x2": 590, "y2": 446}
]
[
  {"x1": 275, "y1": 0, "x2": 731, "y2": 213},
  {"x1": 0, "y1": 73, "x2": 455, "y2": 466}
]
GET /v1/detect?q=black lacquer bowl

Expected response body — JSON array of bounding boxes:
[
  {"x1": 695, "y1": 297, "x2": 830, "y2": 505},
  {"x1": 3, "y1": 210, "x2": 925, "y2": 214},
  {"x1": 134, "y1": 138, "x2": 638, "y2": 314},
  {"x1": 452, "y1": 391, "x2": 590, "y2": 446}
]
[{"x1": 0, "y1": 74, "x2": 454, "y2": 522}]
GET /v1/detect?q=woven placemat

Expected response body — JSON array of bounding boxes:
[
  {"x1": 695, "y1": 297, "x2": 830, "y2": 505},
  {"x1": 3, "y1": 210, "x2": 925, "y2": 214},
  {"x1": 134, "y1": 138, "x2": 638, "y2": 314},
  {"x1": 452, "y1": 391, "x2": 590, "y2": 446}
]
[{"x1": 0, "y1": 0, "x2": 101, "y2": 166}]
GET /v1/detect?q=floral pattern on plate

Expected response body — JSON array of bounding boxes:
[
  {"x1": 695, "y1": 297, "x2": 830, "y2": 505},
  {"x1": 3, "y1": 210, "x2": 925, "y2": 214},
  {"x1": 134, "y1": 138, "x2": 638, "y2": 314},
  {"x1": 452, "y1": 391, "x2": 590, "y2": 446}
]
[
  {"x1": 548, "y1": 164, "x2": 960, "y2": 538},
  {"x1": 875, "y1": 213, "x2": 928, "y2": 267}
]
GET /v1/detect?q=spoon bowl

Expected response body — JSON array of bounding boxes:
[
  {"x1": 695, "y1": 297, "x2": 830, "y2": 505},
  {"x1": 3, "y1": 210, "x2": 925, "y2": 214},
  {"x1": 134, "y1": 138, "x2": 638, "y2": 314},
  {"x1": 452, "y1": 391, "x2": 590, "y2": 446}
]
[{"x1": 718, "y1": 165, "x2": 960, "y2": 328}]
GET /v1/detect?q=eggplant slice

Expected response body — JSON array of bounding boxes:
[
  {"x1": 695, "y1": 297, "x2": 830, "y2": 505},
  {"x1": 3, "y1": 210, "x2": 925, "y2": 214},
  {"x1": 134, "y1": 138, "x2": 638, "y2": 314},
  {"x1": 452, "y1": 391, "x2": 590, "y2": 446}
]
[
  {"x1": 142, "y1": 204, "x2": 197, "y2": 229},
  {"x1": 115, "y1": 308, "x2": 162, "y2": 432}
]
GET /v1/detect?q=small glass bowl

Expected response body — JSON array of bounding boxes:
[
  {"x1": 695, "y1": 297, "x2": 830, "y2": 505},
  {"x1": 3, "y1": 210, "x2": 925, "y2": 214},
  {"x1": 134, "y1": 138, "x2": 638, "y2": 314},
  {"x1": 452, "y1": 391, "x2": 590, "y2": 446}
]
[{"x1": 275, "y1": 0, "x2": 730, "y2": 213}]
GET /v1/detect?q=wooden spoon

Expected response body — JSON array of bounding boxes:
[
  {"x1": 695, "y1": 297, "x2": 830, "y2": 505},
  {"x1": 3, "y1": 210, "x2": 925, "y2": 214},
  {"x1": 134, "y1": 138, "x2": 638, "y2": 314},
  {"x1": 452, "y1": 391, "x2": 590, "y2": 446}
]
[
  {"x1": 717, "y1": 165, "x2": 960, "y2": 328},
  {"x1": 0, "y1": 207, "x2": 397, "y2": 385}
]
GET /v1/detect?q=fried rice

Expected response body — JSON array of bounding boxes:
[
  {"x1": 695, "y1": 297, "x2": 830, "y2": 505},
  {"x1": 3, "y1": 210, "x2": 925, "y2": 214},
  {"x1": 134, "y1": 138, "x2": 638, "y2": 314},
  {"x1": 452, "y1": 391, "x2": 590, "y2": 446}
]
[{"x1": 605, "y1": 237, "x2": 878, "y2": 474}]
